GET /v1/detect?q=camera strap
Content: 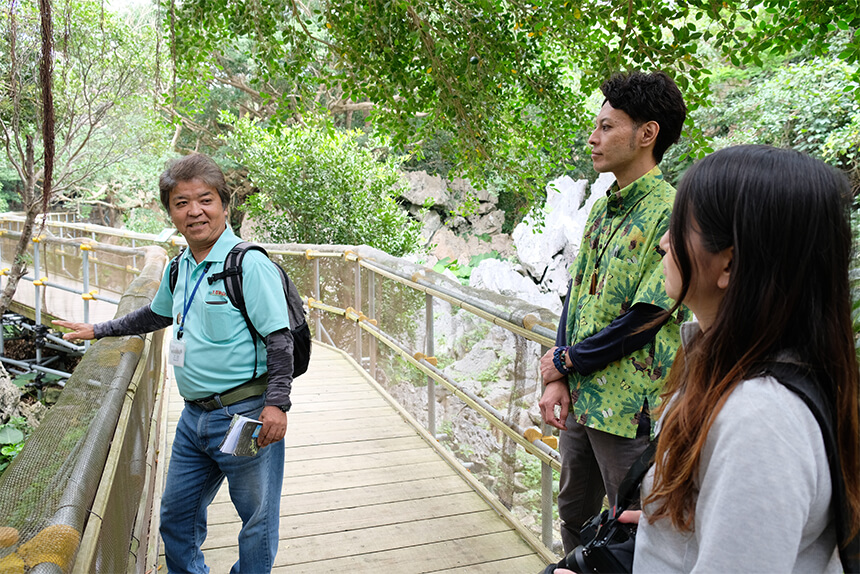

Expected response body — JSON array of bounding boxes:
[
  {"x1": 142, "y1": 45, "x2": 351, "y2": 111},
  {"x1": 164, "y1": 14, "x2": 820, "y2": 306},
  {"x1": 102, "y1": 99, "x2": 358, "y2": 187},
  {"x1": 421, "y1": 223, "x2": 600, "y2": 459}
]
[{"x1": 612, "y1": 439, "x2": 657, "y2": 516}]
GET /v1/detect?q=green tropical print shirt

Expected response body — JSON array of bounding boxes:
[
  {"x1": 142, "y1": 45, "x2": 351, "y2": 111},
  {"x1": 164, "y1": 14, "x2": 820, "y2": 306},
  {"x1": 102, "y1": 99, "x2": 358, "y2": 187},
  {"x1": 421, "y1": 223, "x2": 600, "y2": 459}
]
[{"x1": 565, "y1": 166, "x2": 688, "y2": 438}]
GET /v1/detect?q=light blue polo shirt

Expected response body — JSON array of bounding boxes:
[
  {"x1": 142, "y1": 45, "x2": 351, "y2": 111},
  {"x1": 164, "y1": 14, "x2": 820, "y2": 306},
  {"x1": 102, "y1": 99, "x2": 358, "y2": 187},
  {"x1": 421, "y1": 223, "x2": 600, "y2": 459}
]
[{"x1": 151, "y1": 227, "x2": 290, "y2": 400}]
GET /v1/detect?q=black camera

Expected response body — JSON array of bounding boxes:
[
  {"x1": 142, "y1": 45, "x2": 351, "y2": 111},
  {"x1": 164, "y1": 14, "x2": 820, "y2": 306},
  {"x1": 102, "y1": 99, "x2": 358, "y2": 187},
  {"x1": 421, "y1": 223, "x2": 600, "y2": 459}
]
[{"x1": 541, "y1": 509, "x2": 636, "y2": 574}]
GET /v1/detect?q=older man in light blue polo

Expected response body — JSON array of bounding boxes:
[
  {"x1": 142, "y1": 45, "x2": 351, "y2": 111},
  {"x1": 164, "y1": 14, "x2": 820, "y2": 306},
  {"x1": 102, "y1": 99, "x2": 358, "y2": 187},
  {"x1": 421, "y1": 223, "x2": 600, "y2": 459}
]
[{"x1": 55, "y1": 153, "x2": 295, "y2": 573}]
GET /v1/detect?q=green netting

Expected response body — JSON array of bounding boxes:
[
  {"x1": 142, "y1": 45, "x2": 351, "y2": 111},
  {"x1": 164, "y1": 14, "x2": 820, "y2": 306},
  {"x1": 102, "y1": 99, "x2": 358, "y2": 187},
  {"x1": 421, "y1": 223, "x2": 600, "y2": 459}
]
[{"x1": 0, "y1": 243, "x2": 166, "y2": 574}]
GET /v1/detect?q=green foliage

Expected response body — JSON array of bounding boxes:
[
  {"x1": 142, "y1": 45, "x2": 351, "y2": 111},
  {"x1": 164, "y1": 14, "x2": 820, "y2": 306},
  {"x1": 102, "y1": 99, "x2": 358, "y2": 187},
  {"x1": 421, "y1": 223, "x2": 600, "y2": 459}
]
[
  {"x1": 432, "y1": 251, "x2": 501, "y2": 283},
  {"x1": 226, "y1": 115, "x2": 423, "y2": 256},
  {"x1": 124, "y1": 207, "x2": 171, "y2": 235},
  {"x1": 0, "y1": 417, "x2": 30, "y2": 475},
  {"x1": 706, "y1": 57, "x2": 859, "y2": 167},
  {"x1": 1, "y1": 0, "x2": 164, "y2": 216},
  {"x1": 166, "y1": 0, "x2": 860, "y2": 214}
]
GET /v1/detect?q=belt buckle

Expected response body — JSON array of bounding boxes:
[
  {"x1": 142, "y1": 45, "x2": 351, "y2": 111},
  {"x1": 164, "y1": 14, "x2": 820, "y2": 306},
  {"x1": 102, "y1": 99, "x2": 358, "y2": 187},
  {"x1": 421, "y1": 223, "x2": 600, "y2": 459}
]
[{"x1": 195, "y1": 395, "x2": 221, "y2": 411}]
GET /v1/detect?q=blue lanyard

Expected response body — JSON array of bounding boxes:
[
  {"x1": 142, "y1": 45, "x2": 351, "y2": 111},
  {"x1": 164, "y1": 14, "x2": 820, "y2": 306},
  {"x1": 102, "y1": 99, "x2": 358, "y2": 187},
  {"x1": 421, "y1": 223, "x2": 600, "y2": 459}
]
[{"x1": 178, "y1": 260, "x2": 211, "y2": 340}]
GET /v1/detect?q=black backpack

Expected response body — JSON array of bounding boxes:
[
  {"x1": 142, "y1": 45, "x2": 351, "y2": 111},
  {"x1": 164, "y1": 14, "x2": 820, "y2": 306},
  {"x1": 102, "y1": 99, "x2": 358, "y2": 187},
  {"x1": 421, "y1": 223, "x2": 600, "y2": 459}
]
[{"x1": 168, "y1": 242, "x2": 311, "y2": 379}]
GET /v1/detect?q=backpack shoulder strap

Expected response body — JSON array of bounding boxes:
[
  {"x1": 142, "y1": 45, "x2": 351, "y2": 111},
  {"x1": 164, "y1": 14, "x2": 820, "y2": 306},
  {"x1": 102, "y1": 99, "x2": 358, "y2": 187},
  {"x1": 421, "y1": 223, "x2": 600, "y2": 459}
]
[
  {"x1": 206, "y1": 241, "x2": 267, "y2": 379},
  {"x1": 207, "y1": 241, "x2": 263, "y2": 337},
  {"x1": 760, "y1": 362, "x2": 859, "y2": 574},
  {"x1": 167, "y1": 248, "x2": 186, "y2": 293}
]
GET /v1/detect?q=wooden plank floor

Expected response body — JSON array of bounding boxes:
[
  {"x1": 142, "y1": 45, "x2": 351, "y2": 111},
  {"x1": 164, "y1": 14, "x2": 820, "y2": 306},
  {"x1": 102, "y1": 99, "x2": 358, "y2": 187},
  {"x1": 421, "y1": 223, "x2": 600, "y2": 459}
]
[{"x1": 158, "y1": 343, "x2": 549, "y2": 573}]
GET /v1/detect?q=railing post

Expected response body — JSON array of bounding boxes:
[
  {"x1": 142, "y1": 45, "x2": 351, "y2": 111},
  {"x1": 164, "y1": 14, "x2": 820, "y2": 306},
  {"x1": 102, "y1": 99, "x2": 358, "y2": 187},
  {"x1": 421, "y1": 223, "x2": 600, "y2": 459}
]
[
  {"x1": 313, "y1": 258, "x2": 321, "y2": 341},
  {"x1": 33, "y1": 238, "x2": 42, "y2": 363},
  {"x1": 368, "y1": 270, "x2": 377, "y2": 379},
  {"x1": 354, "y1": 259, "x2": 361, "y2": 362},
  {"x1": 426, "y1": 293, "x2": 435, "y2": 437},
  {"x1": 91, "y1": 231, "x2": 98, "y2": 279},
  {"x1": 540, "y1": 344, "x2": 554, "y2": 549},
  {"x1": 82, "y1": 247, "x2": 91, "y2": 351}
]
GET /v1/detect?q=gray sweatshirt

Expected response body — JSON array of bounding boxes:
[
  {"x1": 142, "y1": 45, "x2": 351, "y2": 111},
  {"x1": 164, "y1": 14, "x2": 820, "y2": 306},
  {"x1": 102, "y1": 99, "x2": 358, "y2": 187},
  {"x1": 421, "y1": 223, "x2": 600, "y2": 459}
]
[{"x1": 634, "y1": 375, "x2": 840, "y2": 573}]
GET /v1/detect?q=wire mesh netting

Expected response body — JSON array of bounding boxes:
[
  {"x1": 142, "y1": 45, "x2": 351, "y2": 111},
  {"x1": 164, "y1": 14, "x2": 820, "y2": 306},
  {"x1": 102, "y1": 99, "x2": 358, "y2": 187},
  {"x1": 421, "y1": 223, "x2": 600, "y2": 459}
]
[
  {"x1": 0, "y1": 240, "x2": 166, "y2": 574},
  {"x1": 265, "y1": 243, "x2": 562, "y2": 547}
]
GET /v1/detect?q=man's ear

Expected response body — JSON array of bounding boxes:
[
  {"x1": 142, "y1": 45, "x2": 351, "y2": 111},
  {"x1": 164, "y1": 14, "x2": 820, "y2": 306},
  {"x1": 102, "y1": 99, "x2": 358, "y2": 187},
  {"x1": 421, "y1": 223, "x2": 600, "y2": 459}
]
[
  {"x1": 638, "y1": 121, "x2": 660, "y2": 149},
  {"x1": 717, "y1": 246, "x2": 733, "y2": 290}
]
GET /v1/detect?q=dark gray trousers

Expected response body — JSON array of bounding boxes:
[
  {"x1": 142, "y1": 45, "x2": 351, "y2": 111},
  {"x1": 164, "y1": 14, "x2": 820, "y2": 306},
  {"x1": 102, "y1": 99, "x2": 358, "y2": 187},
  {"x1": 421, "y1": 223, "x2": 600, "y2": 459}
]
[{"x1": 557, "y1": 413, "x2": 652, "y2": 554}]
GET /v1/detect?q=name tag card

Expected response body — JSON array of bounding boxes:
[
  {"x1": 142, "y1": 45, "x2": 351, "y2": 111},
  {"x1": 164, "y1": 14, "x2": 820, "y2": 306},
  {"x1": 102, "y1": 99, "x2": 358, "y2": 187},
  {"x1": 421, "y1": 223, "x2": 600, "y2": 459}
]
[{"x1": 168, "y1": 338, "x2": 186, "y2": 368}]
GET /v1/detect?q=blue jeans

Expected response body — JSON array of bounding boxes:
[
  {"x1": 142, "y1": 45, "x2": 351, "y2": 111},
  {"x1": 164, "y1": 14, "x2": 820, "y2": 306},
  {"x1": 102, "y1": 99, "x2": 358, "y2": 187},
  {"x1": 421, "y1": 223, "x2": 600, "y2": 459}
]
[{"x1": 160, "y1": 394, "x2": 284, "y2": 574}]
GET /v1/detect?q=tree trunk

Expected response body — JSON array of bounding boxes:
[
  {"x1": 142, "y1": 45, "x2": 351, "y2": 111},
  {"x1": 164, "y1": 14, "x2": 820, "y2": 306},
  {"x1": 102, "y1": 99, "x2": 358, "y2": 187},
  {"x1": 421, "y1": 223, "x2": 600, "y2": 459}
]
[
  {"x1": 0, "y1": 202, "x2": 39, "y2": 316},
  {"x1": 498, "y1": 334, "x2": 528, "y2": 509}
]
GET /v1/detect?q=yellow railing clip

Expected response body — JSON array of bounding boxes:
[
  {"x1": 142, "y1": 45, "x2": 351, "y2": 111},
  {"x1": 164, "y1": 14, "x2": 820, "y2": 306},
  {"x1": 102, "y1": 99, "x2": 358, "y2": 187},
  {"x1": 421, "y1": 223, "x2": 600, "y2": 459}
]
[
  {"x1": 523, "y1": 428, "x2": 558, "y2": 450},
  {"x1": 79, "y1": 244, "x2": 93, "y2": 251},
  {"x1": 32, "y1": 236, "x2": 43, "y2": 243},
  {"x1": 126, "y1": 265, "x2": 139, "y2": 272},
  {"x1": 413, "y1": 352, "x2": 438, "y2": 367},
  {"x1": 33, "y1": 276, "x2": 48, "y2": 286},
  {"x1": 16, "y1": 524, "x2": 80, "y2": 572},
  {"x1": 0, "y1": 268, "x2": 9, "y2": 276},
  {"x1": 357, "y1": 313, "x2": 378, "y2": 326},
  {"x1": 305, "y1": 249, "x2": 314, "y2": 260},
  {"x1": 343, "y1": 250, "x2": 359, "y2": 262},
  {"x1": 82, "y1": 290, "x2": 98, "y2": 300},
  {"x1": 345, "y1": 306, "x2": 361, "y2": 321}
]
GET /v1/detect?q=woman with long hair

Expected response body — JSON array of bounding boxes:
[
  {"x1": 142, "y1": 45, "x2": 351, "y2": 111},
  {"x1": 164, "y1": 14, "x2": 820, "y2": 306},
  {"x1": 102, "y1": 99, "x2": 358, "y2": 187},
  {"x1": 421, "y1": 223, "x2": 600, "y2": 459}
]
[{"x1": 621, "y1": 144, "x2": 860, "y2": 572}]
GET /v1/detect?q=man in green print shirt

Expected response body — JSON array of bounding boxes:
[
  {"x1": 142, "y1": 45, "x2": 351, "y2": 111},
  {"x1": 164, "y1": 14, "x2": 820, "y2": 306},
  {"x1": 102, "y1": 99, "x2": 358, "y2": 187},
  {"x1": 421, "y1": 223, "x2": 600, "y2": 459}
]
[{"x1": 538, "y1": 71, "x2": 689, "y2": 553}]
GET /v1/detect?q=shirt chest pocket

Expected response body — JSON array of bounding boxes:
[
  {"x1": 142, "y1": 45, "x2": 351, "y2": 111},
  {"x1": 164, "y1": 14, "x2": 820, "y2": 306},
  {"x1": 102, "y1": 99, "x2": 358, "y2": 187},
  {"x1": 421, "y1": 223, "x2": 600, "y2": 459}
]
[
  {"x1": 202, "y1": 300, "x2": 237, "y2": 342},
  {"x1": 599, "y1": 256, "x2": 641, "y2": 315}
]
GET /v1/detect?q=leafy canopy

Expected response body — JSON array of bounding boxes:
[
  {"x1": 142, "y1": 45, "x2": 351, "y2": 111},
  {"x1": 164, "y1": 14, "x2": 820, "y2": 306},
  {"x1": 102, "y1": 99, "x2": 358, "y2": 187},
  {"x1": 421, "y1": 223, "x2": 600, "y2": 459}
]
[{"x1": 166, "y1": 0, "x2": 860, "y2": 201}]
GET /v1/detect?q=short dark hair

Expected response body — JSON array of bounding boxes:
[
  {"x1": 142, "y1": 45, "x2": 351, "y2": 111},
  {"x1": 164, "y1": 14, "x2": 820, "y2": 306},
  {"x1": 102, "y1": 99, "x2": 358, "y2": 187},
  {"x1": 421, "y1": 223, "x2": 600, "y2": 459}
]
[
  {"x1": 159, "y1": 153, "x2": 230, "y2": 211},
  {"x1": 600, "y1": 71, "x2": 686, "y2": 163}
]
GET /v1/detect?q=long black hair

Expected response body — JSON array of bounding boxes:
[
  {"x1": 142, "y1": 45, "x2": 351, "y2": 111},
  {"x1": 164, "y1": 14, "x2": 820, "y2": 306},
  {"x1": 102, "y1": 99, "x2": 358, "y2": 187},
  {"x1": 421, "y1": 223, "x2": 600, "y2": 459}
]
[{"x1": 648, "y1": 145, "x2": 860, "y2": 539}]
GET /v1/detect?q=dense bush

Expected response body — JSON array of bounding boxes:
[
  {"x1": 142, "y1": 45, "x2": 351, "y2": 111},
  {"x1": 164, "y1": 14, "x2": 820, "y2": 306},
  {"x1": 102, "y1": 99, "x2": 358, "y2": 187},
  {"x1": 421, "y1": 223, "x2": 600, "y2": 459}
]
[{"x1": 226, "y1": 116, "x2": 423, "y2": 257}]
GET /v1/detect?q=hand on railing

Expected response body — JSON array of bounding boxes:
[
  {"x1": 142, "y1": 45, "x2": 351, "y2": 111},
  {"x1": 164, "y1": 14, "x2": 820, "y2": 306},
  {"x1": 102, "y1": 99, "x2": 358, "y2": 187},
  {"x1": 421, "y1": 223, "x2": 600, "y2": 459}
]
[{"x1": 52, "y1": 320, "x2": 95, "y2": 341}]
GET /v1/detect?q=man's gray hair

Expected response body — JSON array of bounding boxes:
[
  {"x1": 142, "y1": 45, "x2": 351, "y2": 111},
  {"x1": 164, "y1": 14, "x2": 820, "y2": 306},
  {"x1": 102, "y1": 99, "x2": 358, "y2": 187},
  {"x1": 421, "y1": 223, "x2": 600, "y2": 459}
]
[{"x1": 159, "y1": 153, "x2": 230, "y2": 211}]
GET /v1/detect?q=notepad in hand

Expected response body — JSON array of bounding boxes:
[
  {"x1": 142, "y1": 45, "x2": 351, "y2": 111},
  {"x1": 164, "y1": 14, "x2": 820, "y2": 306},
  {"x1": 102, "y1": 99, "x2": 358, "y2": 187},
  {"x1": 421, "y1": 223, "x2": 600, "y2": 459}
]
[{"x1": 219, "y1": 414, "x2": 263, "y2": 457}]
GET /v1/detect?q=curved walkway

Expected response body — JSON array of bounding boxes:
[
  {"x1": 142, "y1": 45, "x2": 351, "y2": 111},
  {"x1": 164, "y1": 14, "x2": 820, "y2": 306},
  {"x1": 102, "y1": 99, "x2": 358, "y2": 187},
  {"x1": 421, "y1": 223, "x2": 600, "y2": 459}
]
[{"x1": 157, "y1": 342, "x2": 549, "y2": 573}]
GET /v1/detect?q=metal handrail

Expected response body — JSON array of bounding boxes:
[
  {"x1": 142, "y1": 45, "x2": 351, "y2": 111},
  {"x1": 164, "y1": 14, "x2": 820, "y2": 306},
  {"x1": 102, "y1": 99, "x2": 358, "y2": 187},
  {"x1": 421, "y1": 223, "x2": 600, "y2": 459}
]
[
  {"x1": 0, "y1": 215, "x2": 564, "y2": 553},
  {"x1": 315, "y1": 297, "x2": 561, "y2": 469},
  {"x1": 271, "y1": 242, "x2": 562, "y2": 550}
]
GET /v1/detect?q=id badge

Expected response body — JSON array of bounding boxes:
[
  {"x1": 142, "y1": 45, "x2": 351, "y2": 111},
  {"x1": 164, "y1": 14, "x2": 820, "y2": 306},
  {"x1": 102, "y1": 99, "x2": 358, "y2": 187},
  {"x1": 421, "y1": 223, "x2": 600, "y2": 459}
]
[{"x1": 168, "y1": 338, "x2": 186, "y2": 368}]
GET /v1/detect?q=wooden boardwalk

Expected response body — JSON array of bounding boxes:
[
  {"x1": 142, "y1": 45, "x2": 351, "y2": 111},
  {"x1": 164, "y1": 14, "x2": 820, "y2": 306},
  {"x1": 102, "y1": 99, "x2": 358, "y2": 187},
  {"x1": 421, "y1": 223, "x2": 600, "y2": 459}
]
[{"x1": 157, "y1": 342, "x2": 550, "y2": 573}]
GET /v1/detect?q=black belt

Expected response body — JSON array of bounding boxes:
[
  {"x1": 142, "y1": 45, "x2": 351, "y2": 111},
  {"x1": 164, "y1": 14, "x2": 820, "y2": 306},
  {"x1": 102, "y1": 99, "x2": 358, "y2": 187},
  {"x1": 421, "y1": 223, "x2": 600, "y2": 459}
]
[{"x1": 188, "y1": 375, "x2": 268, "y2": 411}]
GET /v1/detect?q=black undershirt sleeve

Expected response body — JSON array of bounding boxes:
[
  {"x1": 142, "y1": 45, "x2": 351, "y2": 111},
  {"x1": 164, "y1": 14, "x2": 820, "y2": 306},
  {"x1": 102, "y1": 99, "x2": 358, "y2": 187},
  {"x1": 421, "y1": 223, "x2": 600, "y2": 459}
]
[
  {"x1": 555, "y1": 281, "x2": 668, "y2": 376},
  {"x1": 263, "y1": 328, "x2": 294, "y2": 411},
  {"x1": 93, "y1": 305, "x2": 173, "y2": 339},
  {"x1": 568, "y1": 303, "x2": 666, "y2": 375}
]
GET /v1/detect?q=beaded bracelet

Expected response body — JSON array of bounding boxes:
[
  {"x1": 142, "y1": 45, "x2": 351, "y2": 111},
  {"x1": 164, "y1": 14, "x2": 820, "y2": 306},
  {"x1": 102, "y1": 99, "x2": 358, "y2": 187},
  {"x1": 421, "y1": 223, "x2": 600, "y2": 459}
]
[{"x1": 553, "y1": 345, "x2": 574, "y2": 375}]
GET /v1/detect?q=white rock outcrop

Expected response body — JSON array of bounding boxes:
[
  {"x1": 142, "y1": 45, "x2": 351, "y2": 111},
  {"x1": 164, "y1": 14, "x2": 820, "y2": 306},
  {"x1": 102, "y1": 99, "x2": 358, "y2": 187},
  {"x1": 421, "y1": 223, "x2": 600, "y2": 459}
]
[
  {"x1": 469, "y1": 258, "x2": 563, "y2": 315},
  {"x1": 512, "y1": 172, "x2": 615, "y2": 299}
]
